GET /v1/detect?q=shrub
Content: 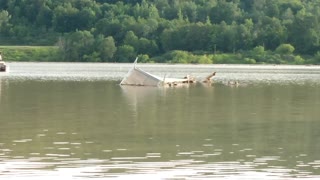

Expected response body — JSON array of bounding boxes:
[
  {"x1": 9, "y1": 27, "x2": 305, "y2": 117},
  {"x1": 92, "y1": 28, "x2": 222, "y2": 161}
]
[
  {"x1": 196, "y1": 55, "x2": 213, "y2": 64},
  {"x1": 275, "y1": 44, "x2": 295, "y2": 55},
  {"x1": 313, "y1": 51, "x2": 320, "y2": 64},
  {"x1": 164, "y1": 50, "x2": 190, "y2": 63},
  {"x1": 244, "y1": 58, "x2": 256, "y2": 64},
  {"x1": 252, "y1": 46, "x2": 265, "y2": 55},
  {"x1": 137, "y1": 54, "x2": 151, "y2": 63},
  {"x1": 293, "y1": 55, "x2": 305, "y2": 64}
]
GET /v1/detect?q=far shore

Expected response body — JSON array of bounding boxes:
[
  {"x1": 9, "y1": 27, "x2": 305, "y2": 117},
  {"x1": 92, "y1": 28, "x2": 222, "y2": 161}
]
[{"x1": 0, "y1": 45, "x2": 319, "y2": 65}]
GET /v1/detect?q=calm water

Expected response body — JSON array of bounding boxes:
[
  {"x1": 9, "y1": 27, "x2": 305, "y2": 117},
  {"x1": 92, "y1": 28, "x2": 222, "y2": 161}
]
[{"x1": 1, "y1": 62, "x2": 320, "y2": 179}]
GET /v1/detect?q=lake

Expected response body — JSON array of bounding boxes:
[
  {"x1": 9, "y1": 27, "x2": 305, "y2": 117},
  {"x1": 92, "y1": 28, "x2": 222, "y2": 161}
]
[{"x1": 0, "y1": 62, "x2": 320, "y2": 179}]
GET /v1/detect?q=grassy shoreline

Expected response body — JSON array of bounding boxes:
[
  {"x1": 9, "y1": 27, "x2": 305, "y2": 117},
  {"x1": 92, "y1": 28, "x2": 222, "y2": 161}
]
[
  {"x1": 0, "y1": 46, "x2": 61, "y2": 62},
  {"x1": 0, "y1": 46, "x2": 319, "y2": 65}
]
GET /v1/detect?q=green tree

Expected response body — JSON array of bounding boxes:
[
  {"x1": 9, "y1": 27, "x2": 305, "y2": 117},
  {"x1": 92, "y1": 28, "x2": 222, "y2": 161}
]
[
  {"x1": 123, "y1": 31, "x2": 139, "y2": 47},
  {"x1": 62, "y1": 30, "x2": 95, "y2": 61},
  {"x1": 214, "y1": 21, "x2": 238, "y2": 52},
  {"x1": 288, "y1": 6, "x2": 320, "y2": 54},
  {"x1": 132, "y1": 0, "x2": 159, "y2": 19},
  {"x1": 95, "y1": 18, "x2": 122, "y2": 40},
  {"x1": 255, "y1": 17, "x2": 287, "y2": 50},
  {"x1": 36, "y1": 5, "x2": 53, "y2": 28},
  {"x1": 160, "y1": 22, "x2": 213, "y2": 52},
  {"x1": 77, "y1": 7, "x2": 96, "y2": 29},
  {"x1": 96, "y1": 35, "x2": 117, "y2": 62},
  {"x1": 137, "y1": 38, "x2": 159, "y2": 55},
  {"x1": 0, "y1": 0, "x2": 9, "y2": 10},
  {"x1": 0, "y1": 10, "x2": 10, "y2": 32},
  {"x1": 52, "y1": 3, "x2": 80, "y2": 32},
  {"x1": 115, "y1": 45, "x2": 136, "y2": 62},
  {"x1": 210, "y1": 0, "x2": 243, "y2": 24},
  {"x1": 180, "y1": 1, "x2": 197, "y2": 22},
  {"x1": 282, "y1": 8, "x2": 294, "y2": 25},
  {"x1": 235, "y1": 19, "x2": 254, "y2": 50}
]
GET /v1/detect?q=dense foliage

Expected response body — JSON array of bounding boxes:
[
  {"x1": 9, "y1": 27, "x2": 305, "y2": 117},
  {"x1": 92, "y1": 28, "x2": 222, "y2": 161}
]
[{"x1": 1, "y1": 0, "x2": 320, "y2": 64}]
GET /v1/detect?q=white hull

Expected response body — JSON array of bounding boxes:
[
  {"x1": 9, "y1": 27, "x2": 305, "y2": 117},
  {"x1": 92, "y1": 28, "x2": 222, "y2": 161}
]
[{"x1": 120, "y1": 58, "x2": 197, "y2": 87}]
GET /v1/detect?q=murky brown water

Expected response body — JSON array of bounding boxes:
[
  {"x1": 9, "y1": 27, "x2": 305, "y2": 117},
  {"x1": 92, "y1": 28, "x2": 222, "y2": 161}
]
[{"x1": 0, "y1": 62, "x2": 320, "y2": 179}]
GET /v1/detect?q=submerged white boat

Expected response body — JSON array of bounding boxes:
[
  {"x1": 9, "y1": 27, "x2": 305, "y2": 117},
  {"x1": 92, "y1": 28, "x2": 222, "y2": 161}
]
[{"x1": 120, "y1": 58, "x2": 214, "y2": 87}]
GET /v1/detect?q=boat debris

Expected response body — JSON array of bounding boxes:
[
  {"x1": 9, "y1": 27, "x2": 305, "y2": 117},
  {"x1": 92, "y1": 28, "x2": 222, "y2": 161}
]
[
  {"x1": 0, "y1": 62, "x2": 6, "y2": 72},
  {"x1": 202, "y1": 72, "x2": 216, "y2": 83},
  {"x1": 0, "y1": 52, "x2": 6, "y2": 72},
  {"x1": 120, "y1": 58, "x2": 216, "y2": 87}
]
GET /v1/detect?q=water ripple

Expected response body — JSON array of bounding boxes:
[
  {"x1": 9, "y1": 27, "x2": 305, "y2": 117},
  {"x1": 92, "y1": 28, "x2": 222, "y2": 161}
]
[{"x1": 2, "y1": 157, "x2": 320, "y2": 180}]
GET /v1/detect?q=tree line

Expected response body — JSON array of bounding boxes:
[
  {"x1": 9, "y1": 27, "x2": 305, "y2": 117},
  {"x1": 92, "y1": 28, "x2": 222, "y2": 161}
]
[{"x1": 0, "y1": 0, "x2": 320, "y2": 64}]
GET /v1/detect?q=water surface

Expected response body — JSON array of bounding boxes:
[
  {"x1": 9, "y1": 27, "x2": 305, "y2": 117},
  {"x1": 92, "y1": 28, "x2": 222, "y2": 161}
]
[{"x1": 0, "y1": 62, "x2": 320, "y2": 179}]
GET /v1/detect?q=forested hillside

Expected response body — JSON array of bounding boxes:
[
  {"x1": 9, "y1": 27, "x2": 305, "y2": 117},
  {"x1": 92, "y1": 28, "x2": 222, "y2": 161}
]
[{"x1": 1, "y1": 0, "x2": 320, "y2": 64}]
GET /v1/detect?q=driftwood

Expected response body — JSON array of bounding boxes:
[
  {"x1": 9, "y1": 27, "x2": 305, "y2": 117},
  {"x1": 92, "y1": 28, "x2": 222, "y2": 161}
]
[
  {"x1": 183, "y1": 75, "x2": 196, "y2": 83},
  {"x1": 202, "y1": 72, "x2": 216, "y2": 83}
]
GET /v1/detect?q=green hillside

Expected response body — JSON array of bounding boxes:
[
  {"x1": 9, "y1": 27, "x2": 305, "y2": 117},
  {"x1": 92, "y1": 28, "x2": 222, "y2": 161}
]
[{"x1": 0, "y1": 0, "x2": 320, "y2": 64}]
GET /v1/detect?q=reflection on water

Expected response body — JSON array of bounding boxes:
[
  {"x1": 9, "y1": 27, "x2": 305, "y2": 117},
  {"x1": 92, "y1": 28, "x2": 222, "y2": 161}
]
[{"x1": 1, "y1": 63, "x2": 320, "y2": 179}]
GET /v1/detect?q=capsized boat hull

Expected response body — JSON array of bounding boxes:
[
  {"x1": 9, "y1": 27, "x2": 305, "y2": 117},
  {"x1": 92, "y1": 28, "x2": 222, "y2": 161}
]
[
  {"x1": 120, "y1": 58, "x2": 197, "y2": 87},
  {"x1": 120, "y1": 66, "x2": 163, "y2": 86}
]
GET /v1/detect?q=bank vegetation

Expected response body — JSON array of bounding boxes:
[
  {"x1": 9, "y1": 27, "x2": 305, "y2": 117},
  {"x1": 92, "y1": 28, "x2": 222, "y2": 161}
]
[{"x1": 1, "y1": 0, "x2": 320, "y2": 64}]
